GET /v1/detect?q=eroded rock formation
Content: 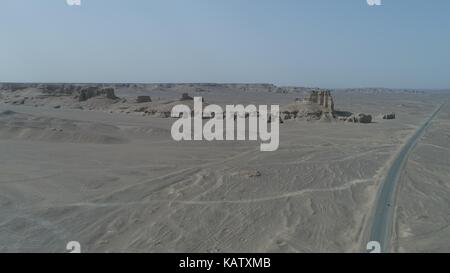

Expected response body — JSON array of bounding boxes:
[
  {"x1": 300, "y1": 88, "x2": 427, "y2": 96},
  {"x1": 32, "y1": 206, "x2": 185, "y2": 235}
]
[
  {"x1": 303, "y1": 90, "x2": 335, "y2": 114},
  {"x1": 180, "y1": 93, "x2": 194, "y2": 101},
  {"x1": 281, "y1": 90, "x2": 336, "y2": 121},
  {"x1": 346, "y1": 113, "x2": 372, "y2": 123},
  {"x1": 78, "y1": 87, "x2": 118, "y2": 101},
  {"x1": 136, "y1": 96, "x2": 152, "y2": 103},
  {"x1": 382, "y1": 113, "x2": 396, "y2": 120}
]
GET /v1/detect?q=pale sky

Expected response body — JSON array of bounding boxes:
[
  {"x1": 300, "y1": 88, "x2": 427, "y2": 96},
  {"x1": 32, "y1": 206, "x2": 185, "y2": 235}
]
[{"x1": 1, "y1": 0, "x2": 449, "y2": 88}]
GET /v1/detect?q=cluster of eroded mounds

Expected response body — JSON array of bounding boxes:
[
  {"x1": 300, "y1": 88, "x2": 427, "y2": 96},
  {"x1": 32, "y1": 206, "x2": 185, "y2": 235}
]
[
  {"x1": 0, "y1": 83, "x2": 121, "y2": 109},
  {"x1": 338, "y1": 113, "x2": 373, "y2": 123},
  {"x1": 336, "y1": 111, "x2": 396, "y2": 124},
  {"x1": 281, "y1": 90, "x2": 395, "y2": 124},
  {"x1": 0, "y1": 83, "x2": 204, "y2": 117},
  {"x1": 39, "y1": 84, "x2": 119, "y2": 102},
  {"x1": 0, "y1": 84, "x2": 397, "y2": 124},
  {"x1": 127, "y1": 93, "x2": 199, "y2": 118}
]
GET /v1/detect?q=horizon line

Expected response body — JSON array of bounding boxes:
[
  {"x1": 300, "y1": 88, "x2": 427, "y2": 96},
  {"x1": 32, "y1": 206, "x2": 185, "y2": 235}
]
[{"x1": 1, "y1": 81, "x2": 449, "y2": 91}]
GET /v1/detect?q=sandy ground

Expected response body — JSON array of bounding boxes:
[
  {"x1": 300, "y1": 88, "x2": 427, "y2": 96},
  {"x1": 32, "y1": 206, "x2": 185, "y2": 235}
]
[
  {"x1": 393, "y1": 102, "x2": 450, "y2": 252},
  {"x1": 0, "y1": 88, "x2": 447, "y2": 252}
]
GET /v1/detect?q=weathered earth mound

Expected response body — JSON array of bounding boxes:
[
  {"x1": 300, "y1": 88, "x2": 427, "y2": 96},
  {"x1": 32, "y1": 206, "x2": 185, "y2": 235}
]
[
  {"x1": 344, "y1": 113, "x2": 373, "y2": 123},
  {"x1": 281, "y1": 102, "x2": 323, "y2": 120},
  {"x1": 281, "y1": 90, "x2": 335, "y2": 121},
  {"x1": 136, "y1": 96, "x2": 152, "y2": 103},
  {"x1": 77, "y1": 87, "x2": 118, "y2": 102},
  {"x1": 382, "y1": 113, "x2": 396, "y2": 120}
]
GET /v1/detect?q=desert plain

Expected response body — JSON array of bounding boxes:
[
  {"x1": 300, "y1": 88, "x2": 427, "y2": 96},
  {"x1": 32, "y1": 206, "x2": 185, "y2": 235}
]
[{"x1": 0, "y1": 83, "x2": 448, "y2": 252}]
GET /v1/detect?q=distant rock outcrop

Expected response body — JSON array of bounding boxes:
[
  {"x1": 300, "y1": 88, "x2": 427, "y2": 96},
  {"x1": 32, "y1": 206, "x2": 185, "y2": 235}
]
[
  {"x1": 0, "y1": 84, "x2": 381, "y2": 125},
  {"x1": 34, "y1": 84, "x2": 119, "y2": 103},
  {"x1": 345, "y1": 113, "x2": 372, "y2": 123},
  {"x1": 136, "y1": 96, "x2": 152, "y2": 103},
  {"x1": 303, "y1": 90, "x2": 335, "y2": 114},
  {"x1": 382, "y1": 113, "x2": 396, "y2": 120},
  {"x1": 281, "y1": 90, "x2": 377, "y2": 124},
  {"x1": 77, "y1": 87, "x2": 118, "y2": 102},
  {"x1": 180, "y1": 93, "x2": 194, "y2": 101},
  {"x1": 281, "y1": 90, "x2": 335, "y2": 121}
]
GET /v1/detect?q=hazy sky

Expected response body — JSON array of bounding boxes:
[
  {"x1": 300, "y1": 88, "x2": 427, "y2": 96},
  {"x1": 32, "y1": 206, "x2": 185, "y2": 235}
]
[{"x1": 1, "y1": 0, "x2": 449, "y2": 88}]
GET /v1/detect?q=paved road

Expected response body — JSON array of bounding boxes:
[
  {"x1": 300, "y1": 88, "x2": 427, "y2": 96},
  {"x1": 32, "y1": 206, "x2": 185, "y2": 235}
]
[{"x1": 369, "y1": 104, "x2": 444, "y2": 252}]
